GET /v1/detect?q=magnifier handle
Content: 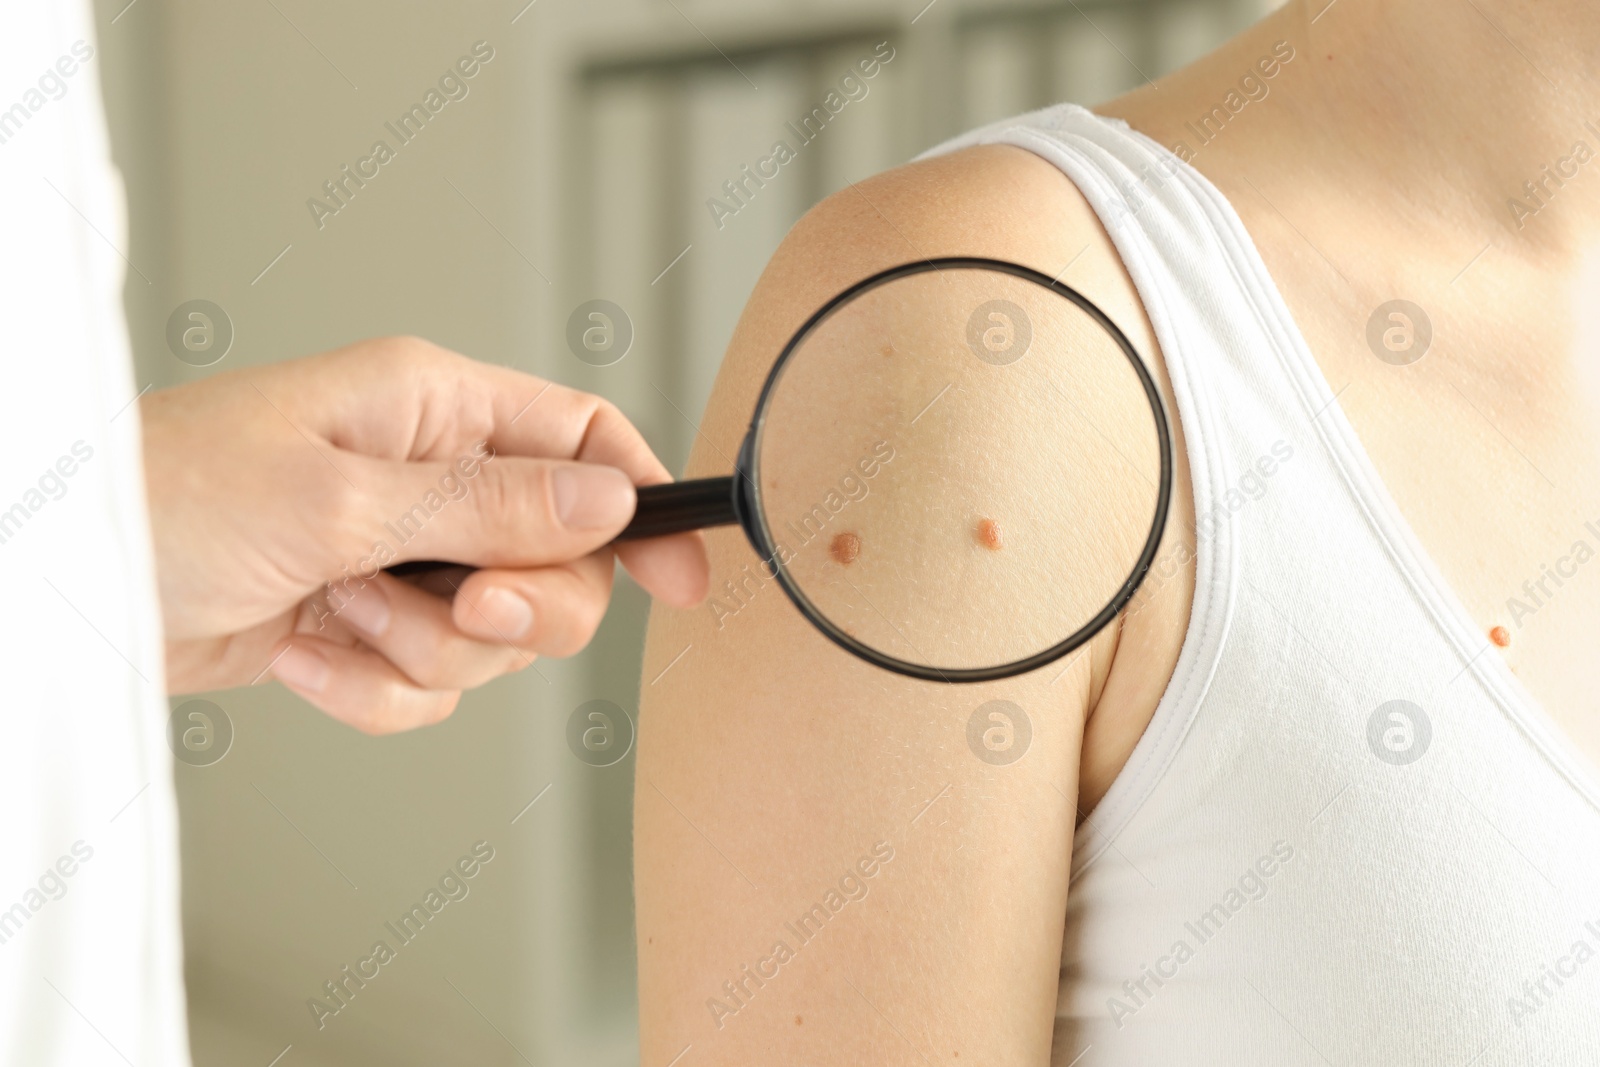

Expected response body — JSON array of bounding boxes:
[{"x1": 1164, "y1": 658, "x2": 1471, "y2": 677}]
[
  {"x1": 384, "y1": 476, "x2": 738, "y2": 577},
  {"x1": 617, "y1": 476, "x2": 738, "y2": 541}
]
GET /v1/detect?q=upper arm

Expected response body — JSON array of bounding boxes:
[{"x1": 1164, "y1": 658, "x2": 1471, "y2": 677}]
[{"x1": 634, "y1": 144, "x2": 1181, "y2": 1064}]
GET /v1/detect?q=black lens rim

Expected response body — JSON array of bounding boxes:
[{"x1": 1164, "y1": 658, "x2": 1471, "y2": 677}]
[{"x1": 732, "y1": 256, "x2": 1174, "y2": 684}]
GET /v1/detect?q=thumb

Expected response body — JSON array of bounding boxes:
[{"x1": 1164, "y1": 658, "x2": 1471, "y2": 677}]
[{"x1": 371, "y1": 455, "x2": 637, "y2": 569}]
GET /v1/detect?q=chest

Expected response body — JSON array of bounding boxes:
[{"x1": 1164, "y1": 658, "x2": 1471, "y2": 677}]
[{"x1": 1252, "y1": 236, "x2": 1600, "y2": 767}]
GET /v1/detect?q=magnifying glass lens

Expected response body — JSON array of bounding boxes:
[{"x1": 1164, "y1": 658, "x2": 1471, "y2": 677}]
[{"x1": 750, "y1": 264, "x2": 1166, "y2": 677}]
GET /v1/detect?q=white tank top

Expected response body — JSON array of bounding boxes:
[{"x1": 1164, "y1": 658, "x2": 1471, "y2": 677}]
[{"x1": 923, "y1": 105, "x2": 1600, "y2": 1065}]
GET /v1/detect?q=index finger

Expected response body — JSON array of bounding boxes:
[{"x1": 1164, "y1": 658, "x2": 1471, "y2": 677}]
[
  {"x1": 475, "y1": 364, "x2": 712, "y2": 608},
  {"x1": 476, "y1": 365, "x2": 668, "y2": 483}
]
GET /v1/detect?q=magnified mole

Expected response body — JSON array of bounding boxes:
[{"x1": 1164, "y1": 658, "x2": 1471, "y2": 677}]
[
  {"x1": 976, "y1": 518, "x2": 1004, "y2": 551},
  {"x1": 830, "y1": 531, "x2": 862, "y2": 565}
]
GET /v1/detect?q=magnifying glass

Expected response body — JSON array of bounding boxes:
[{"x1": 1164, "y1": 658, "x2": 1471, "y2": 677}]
[{"x1": 402, "y1": 257, "x2": 1172, "y2": 684}]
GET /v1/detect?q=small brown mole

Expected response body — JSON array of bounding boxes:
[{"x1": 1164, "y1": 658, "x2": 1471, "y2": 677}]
[
  {"x1": 880, "y1": 343, "x2": 895, "y2": 358},
  {"x1": 794, "y1": 1015, "x2": 803, "y2": 1026},
  {"x1": 1490, "y1": 625, "x2": 1511, "y2": 648},
  {"x1": 975, "y1": 518, "x2": 1004, "y2": 551},
  {"x1": 830, "y1": 531, "x2": 862, "y2": 565}
]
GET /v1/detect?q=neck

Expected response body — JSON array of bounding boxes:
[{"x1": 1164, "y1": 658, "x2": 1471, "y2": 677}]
[{"x1": 1115, "y1": 0, "x2": 1600, "y2": 258}]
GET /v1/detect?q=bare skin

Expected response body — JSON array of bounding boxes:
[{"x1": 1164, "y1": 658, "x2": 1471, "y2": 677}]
[{"x1": 637, "y1": 0, "x2": 1600, "y2": 1061}]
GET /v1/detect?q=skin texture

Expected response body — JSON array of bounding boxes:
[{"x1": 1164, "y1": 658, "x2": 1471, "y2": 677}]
[
  {"x1": 638, "y1": 0, "x2": 1600, "y2": 1061},
  {"x1": 142, "y1": 336, "x2": 708, "y2": 734}
]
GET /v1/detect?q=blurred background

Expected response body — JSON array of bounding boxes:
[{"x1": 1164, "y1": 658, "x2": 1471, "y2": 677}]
[{"x1": 91, "y1": 0, "x2": 1278, "y2": 1062}]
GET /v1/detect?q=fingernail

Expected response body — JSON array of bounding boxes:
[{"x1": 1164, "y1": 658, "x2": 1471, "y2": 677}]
[
  {"x1": 552, "y1": 464, "x2": 635, "y2": 530},
  {"x1": 337, "y1": 584, "x2": 391, "y2": 637},
  {"x1": 472, "y1": 587, "x2": 534, "y2": 640},
  {"x1": 272, "y1": 645, "x2": 331, "y2": 694}
]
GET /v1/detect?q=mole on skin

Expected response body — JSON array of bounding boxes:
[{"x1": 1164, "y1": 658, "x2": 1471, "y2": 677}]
[
  {"x1": 830, "y1": 531, "x2": 862, "y2": 565},
  {"x1": 1490, "y1": 625, "x2": 1511, "y2": 648},
  {"x1": 976, "y1": 518, "x2": 1004, "y2": 551}
]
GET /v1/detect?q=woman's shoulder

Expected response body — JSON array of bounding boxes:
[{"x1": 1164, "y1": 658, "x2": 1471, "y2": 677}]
[
  {"x1": 674, "y1": 138, "x2": 1197, "y2": 813},
  {"x1": 691, "y1": 139, "x2": 1165, "y2": 466}
]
